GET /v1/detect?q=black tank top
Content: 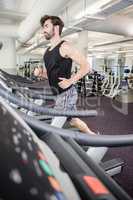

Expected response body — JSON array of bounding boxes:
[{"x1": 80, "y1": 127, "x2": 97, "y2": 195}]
[{"x1": 43, "y1": 41, "x2": 72, "y2": 95}]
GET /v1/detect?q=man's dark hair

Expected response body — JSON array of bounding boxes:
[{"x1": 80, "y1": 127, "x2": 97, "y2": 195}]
[{"x1": 40, "y1": 15, "x2": 64, "y2": 35}]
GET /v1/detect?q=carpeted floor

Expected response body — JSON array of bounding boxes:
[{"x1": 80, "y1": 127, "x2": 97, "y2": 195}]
[{"x1": 78, "y1": 95, "x2": 133, "y2": 197}]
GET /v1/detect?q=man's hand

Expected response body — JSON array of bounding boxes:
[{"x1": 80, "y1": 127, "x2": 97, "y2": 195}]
[
  {"x1": 34, "y1": 67, "x2": 41, "y2": 77},
  {"x1": 34, "y1": 67, "x2": 48, "y2": 78},
  {"x1": 58, "y1": 77, "x2": 72, "y2": 89}
]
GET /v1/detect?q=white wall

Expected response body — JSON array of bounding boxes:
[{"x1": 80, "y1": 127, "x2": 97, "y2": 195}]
[
  {"x1": 125, "y1": 55, "x2": 133, "y2": 69},
  {"x1": 92, "y1": 57, "x2": 104, "y2": 72}
]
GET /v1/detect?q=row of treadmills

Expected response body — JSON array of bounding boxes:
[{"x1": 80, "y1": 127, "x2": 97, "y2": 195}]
[{"x1": 0, "y1": 69, "x2": 133, "y2": 200}]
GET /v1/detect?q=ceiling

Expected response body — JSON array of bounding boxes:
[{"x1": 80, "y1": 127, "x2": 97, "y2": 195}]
[
  {"x1": 0, "y1": 0, "x2": 36, "y2": 24},
  {"x1": 1, "y1": 0, "x2": 133, "y2": 57}
]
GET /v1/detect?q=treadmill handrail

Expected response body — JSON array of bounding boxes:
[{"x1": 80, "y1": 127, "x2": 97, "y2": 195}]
[
  {"x1": 23, "y1": 114, "x2": 133, "y2": 147},
  {"x1": 0, "y1": 88, "x2": 97, "y2": 117}
]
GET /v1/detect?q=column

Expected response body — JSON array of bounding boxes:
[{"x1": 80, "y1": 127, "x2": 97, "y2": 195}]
[{"x1": 0, "y1": 37, "x2": 16, "y2": 74}]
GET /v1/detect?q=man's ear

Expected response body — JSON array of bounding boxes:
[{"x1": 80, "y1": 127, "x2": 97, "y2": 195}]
[{"x1": 54, "y1": 25, "x2": 59, "y2": 34}]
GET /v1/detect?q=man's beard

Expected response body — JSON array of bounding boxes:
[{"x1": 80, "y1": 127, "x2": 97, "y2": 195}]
[
  {"x1": 44, "y1": 33, "x2": 52, "y2": 40},
  {"x1": 44, "y1": 28, "x2": 54, "y2": 40}
]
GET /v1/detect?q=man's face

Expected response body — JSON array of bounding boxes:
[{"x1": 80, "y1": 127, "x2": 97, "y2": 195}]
[{"x1": 42, "y1": 19, "x2": 55, "y2": 40}]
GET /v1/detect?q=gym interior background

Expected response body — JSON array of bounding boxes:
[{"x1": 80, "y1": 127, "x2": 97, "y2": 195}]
[{"x1": 1, "y1": 0, "x2": 133, "y2": 199}]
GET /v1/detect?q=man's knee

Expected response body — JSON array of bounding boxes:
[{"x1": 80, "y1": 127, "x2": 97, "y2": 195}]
[{"x1": 69, "y1": 117, "x2": 79, "y2": 126}]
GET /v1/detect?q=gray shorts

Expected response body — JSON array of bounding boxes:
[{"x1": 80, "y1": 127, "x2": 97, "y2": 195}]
[{"x1": 54, "y1": 86, "x2": 78, "y2": 111}]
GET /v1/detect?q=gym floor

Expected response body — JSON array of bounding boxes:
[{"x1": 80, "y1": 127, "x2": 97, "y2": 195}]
[{"x1": 77, "y1": 94, "x2": 133, "y2": 197}]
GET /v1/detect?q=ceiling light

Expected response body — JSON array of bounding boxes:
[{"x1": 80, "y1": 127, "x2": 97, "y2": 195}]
[
  {"x1": 85, "y1": 0, "x2": 113, "y2": 15},
  {"x1": 116, "y1": 49, "x2": 133, "y2": 53}
]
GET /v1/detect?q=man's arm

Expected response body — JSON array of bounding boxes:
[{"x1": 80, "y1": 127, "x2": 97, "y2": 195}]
[
  {"x1": 34, "y1": 67, "x2": 48, "y2": 79},
  {"x1": 58, "y1": 41, "x2": 91, "y2": 89}
]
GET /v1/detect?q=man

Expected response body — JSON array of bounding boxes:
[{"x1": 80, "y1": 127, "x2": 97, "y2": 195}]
[{"x1": 35, "y1": 15, "x2": 95, "y2": 134}]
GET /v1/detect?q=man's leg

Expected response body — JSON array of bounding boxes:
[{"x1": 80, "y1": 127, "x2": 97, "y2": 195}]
[{"x1": 69, "y1": 117, "x2": 96, "y2": 134}]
